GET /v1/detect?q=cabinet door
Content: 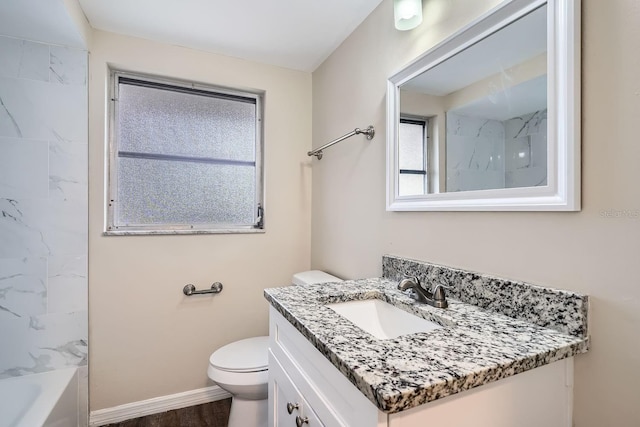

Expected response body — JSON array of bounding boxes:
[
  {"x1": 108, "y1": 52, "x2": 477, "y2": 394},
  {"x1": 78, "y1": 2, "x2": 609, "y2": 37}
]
[
  {"x1": 295, "y1": 402, "x2": 323, "y2": 427},
  {"x1": 270, "y1": 351, "x2": 326, "y2": 427},
  {"x1": 271, "y1": 357, "x2": 301, "y2": 427}
]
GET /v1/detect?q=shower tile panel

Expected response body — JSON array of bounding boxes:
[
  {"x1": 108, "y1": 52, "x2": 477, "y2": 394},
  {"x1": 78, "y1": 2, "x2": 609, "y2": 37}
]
[
  {"x1": 0, "y1": 198, "x2": 52, "y2": 258},
  {"x1": 48, "y1": 255, "x2": 88, "y2": 314},
  {"x1": 0, "y1": 198, "x2": 87, "y2": 258},
  {"x1": 446, "y1": 113, "x2": 506, "y2": 192},
  {"x1": 504, "y1": 110, "x2": 547, "y2": 188},
  {"x1": 0, "y1": 75, "x2": 87, "y2": 142},
  {"x1": 0, "y1": 35, "x2": 87, "y2": 379},
  {"x1": 49, "y1": 46, "x2": 87, "y2": 85},
  {"x1": 0, "y1": 310, "x2": 88, "y2": 379},
  {"x1": 0, "y1": 257, "x2": 47, "y2": 319},
  {"x1": 49, "y1": 141, "x2": 88, "y2": 200},
  {"x1": 44, "y1": 198, "x2": 88, "y2": 256},
  {"x1": 0, "y1": 37, "x2": 50, "y2": 81},
  {"x1": 0, "y1": 138, "x2": 49, "y2": 199}
]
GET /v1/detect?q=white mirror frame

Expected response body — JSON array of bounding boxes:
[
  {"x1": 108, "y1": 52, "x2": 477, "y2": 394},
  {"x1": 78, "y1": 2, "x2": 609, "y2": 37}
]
[{"x1": 386, "y1": 0, "x2": 580, "y2": 211}]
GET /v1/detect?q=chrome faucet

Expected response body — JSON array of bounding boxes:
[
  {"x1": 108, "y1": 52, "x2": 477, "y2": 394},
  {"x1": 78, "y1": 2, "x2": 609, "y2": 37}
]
[{"x1": 398, "y1": 276, "x2": 448, "y2": 308}]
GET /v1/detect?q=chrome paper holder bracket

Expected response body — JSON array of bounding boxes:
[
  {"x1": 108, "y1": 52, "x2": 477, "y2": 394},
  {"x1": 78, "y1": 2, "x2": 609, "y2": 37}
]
[
  {"x1": 307, "y1": 125, "x2": 375, "y2": 160},
  {"x1": 183, "y1": 282, "x2": 223, "y2": 296}
]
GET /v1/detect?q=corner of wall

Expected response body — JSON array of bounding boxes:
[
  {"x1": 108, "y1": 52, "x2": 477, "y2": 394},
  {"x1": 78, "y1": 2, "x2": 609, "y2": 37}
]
[{"x1": 63, "y1": 0, "x2": 93, "y2": 49}]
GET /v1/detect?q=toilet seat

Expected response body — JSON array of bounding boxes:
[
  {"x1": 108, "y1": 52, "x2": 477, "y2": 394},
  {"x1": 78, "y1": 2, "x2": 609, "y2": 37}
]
[
  {"x1": 208, "y1": 365, "x2": 268, "y2": 388},
  {"x1": 209, "y1": 336, "x2": 269, "y2": 373}
]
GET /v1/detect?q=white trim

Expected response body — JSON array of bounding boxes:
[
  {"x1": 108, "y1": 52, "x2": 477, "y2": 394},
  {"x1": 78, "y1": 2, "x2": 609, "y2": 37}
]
[{"x1": 89, "y1": 385, "x2": 231, "y2": 426}]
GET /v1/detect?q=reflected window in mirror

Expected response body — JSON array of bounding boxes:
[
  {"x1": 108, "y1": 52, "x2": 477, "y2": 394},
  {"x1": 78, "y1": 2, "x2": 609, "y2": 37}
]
[{"x1": 399, "y1": 117, "x2": 428, "y2": 196}]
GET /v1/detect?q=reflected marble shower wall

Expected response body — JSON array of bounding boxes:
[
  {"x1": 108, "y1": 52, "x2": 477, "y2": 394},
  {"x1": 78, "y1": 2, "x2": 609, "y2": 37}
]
[
  {"x1": 0, "y1": 35, "x2": 88, "y2": 378},
  {"x1": 504, "y1": 110, "x2": 547, "y2": 188},
  {"x1": 446, "y1": 112, "x2": 505, "y2": 192},
  {"x1": 446, "y1": 110, "x2": 547, "y2": 192}
]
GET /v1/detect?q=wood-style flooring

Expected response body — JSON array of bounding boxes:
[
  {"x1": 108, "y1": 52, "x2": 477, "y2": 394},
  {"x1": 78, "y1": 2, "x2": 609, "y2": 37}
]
[{"x1": 104, "y1": 399, "x2": 231, "y2": 427}]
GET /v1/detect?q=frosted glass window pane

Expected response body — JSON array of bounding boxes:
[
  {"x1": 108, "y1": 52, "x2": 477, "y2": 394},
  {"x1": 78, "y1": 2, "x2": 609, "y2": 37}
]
[
  {"x1": 399, "y1": 122, "x2": 424, "y2": 170},
  {"x1": 399, "y1": 174, "x2": 425, "y2": 196},
  {"x1": 117, "y1": 158, "x2": 255, "y2": 225},
  {"x1": 108, "y1": 72, "x2": 263, "y2": 233},
  {"x1": 118, "y1": 83, "x2": 256, "y2": 162}
]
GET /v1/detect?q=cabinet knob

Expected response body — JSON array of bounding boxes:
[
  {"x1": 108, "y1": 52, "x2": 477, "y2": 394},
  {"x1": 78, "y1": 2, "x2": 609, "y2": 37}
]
[
  {"x1": 295, "y1": 415, "x2": 309, "y2": 426},
  {"x1": 286, "y1": 402, "x2": 299, "y2": 414}
]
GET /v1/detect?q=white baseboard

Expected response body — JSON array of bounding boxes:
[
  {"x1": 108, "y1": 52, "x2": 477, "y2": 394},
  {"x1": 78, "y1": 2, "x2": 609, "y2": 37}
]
[{"x1": 89, "y1": 385, "x2": 232, "y2": 426}]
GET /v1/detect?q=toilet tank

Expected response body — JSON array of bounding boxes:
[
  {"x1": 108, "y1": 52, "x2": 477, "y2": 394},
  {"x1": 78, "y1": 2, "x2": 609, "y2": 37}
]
[{"x1": 292, "y1": 270, "x2": 342, "y2": 286}]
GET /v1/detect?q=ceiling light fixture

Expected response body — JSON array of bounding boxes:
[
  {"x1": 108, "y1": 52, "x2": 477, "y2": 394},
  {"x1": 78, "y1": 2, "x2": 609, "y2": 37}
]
[{"x1": 394, "y1": 0, "x2": 423, "y2": 31}]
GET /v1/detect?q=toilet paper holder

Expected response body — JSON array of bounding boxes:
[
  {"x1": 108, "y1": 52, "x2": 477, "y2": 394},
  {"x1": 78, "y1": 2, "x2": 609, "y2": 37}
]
[{"x1": 183, "y1": 282, "x2": 223, "y2": 296}]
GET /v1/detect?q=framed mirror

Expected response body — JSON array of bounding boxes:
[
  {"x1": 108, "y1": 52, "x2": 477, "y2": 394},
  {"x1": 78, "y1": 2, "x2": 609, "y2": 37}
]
[{"x1": 386, "y1": 0, "x2": 580, "y2": 211}]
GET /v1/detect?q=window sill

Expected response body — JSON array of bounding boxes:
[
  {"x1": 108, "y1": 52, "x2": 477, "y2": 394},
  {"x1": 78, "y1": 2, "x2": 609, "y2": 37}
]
[{"x1": 103, "y1": 228, "x2": 266, "y2": 236}]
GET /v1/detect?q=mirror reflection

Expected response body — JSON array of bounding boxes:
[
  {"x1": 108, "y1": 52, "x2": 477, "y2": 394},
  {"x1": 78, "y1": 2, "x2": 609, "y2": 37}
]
[{"x1": 398, "y1": 4, "x2": 547, "y2": 196}]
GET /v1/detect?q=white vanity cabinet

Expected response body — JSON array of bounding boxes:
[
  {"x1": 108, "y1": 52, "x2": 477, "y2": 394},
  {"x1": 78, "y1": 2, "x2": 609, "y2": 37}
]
[{"x1": 268, "y1": 306, "x2": 575, "y2": 427}]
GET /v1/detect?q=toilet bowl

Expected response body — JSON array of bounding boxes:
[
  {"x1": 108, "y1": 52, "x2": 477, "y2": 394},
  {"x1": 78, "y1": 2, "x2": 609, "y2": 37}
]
[
  {"x1": 208, "y1": 337, "x2": 269, "y2": 427},
  {"x1": 207, "y1": 270, "x2": 342, "y2": 427}
]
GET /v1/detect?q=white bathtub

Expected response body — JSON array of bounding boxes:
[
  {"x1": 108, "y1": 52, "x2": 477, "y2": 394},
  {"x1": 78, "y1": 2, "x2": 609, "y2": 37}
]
[{"x1": 0, "y1": 368, "x2": 78, "y2": 427}]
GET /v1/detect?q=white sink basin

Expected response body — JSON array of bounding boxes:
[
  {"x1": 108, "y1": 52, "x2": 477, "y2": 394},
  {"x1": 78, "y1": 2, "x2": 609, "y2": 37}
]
[{"x1": 325, "y1": 299, "x2": 442, "y2": 340}]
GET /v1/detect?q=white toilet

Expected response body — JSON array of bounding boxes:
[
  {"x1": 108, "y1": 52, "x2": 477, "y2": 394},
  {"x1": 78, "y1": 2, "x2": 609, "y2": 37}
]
[{"x1": 207, "y1": 270, "x2": 342, "y2": 427}]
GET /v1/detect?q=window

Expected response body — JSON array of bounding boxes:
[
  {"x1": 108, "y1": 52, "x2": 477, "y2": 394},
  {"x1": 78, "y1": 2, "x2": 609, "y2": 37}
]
[
  {"x1": 107, "y1": 71, "x2": 264, "y2": 234},
  {"x1": 398, "y1": 117, "x2": 428, "y2": 196}
]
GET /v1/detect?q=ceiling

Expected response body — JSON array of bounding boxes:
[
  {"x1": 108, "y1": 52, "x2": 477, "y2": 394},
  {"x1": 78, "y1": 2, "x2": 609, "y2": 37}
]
[{"x1": 78, "y1": 0, "x2": 384, "y2": 72}]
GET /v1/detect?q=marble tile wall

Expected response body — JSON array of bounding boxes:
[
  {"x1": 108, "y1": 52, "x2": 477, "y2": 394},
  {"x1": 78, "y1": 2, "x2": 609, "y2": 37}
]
[
  {"x1": 446, "y1": 109, "x2": 548, "y2": 191},
  {"x1": 504, "y1": 109, "x2": 547, "y2": 188},
  {"x1": 446, "y1": 112, "x2": 505, "y2": 192},
  {"x1": 0, "y1": 35, "x2": 88, "y2": 378}
]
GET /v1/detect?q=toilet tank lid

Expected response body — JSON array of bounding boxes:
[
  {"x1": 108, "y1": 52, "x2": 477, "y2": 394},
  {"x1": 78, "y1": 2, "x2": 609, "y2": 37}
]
[
  {"x1": 209, "y1": 336, "x2": 269, "y2": 372},
  {"x1": 292, "y1": 270, "x2": 342, "y2": 286}
]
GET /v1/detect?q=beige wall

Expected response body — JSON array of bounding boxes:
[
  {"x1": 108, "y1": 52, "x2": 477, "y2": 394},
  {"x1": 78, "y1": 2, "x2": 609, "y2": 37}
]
[
  {"x1": 89, "y1": 30, "x2": 312, "y2": 410},
  {"x1": 311, "y1": 0, "x2": 640, "y2": 426}
]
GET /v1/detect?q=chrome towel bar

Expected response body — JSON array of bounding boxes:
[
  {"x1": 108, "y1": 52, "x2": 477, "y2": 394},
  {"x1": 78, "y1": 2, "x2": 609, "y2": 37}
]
[
  {"x1": 183, "y1": 282, "x2": 223, "y2": 296},
  {"x1": 307, "y1": 125, "x2": 375, "y2": 160}
]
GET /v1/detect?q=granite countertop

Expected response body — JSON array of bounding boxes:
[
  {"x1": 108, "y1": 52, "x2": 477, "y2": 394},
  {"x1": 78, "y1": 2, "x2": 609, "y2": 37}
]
[{"x1": 264, "y1": 276, "x2": 589, "y2": 414}]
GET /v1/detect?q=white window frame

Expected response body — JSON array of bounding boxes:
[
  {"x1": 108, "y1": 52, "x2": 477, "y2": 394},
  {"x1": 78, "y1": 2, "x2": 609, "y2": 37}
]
[{"x1": 106, "y1": 70, "x2": 265, "y2": 235}]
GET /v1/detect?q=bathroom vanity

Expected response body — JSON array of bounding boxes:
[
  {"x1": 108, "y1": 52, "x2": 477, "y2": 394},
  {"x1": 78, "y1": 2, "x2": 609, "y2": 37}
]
[{"x1": 264, "y1": 256, "x2": 589, "y2": 427}]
